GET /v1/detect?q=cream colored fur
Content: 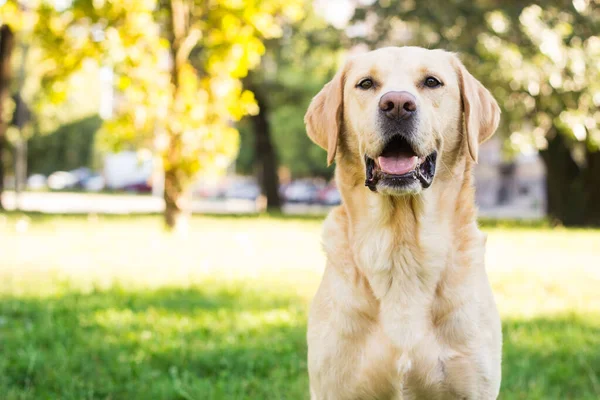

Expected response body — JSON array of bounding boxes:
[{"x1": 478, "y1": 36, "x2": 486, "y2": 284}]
[{"x1": 304, "y1": 47, "x2": 502, "y2": 400}]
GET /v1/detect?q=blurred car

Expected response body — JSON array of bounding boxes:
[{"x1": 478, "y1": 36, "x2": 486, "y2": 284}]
[
  {"x1": 70, "y1": 167, "x2": 93, "y2": 188},
  {"x1": 192, "y1": 178, "x2": 226, "y2": 199},
  {"x1": 195, "y1": 185, "x2": 223, "y2": 199},
  {"x1": 83, "y1": 175, "x2": 105, "y2": 192},
  {"x1": 224, "y1": 180, "x2": 260, "y2": 200},
  {"x1": 104, "y1": 151, "x2": 152, "y2": 190},
  {"x1": 27, "y1": 174, "x2": 47, "y2": 190},
  {"x1": 283, "y1": 180, "x2": 322, "y2": 204},
  {"x1": 317, "y1": 184, "x2": 341, "y2": 205},
  {"x1": 122, "y1": 181, "x2": 152, "y2": 193},
  {"x1": 47, "y1": 171, "x2": 78, "y2": 190}
]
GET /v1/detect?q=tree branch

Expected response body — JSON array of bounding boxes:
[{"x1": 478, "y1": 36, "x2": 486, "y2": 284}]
[{"x1": 175, "y1": 27, "x2": 201, "y2": 67}]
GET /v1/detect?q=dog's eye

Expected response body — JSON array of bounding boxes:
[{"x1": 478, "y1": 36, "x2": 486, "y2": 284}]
[
  {"x1": 424, "y1": 76, "x2": 442, "y2": 88},
  {"x1": 357, "y1": 78, "x2": 374, "y2": 90}
]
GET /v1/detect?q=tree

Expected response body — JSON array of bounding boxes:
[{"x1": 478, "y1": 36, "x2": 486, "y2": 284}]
[
  {"x1": 238, "y1": 6, "x2": 344, "y2": 210},
  {"x1": 0, "y1": 1, "x2": 20, "y2": 210},
  {"x1": 236, "y1": 5, "x2": 345, "y2": 197},
  {"x1": 479, "y1": 4, "x2": 600, "y2": 225},
  {"x1": 35, "y1": 0, "x2": 303, "y2": 229},
  {"x1": 243, "y1": 71, "x2": 283, "y2": 211},
  {"x1": 350, "y1": 0, "x2": 600, "y2": 226},
  {"x1": 1, "y1": 1, "x2": 105, "y2": 208},
  {"x1": 0, "y1": 24, "x2": 14, "y2": 210}
]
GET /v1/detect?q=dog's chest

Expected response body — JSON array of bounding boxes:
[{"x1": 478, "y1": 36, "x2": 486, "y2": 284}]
[
  {"x1": 354, "y1": 220, "x2": 443, "y2": 300},
  {"x1": 352, "y1": 221, "x2": 453, "y2": 380}
]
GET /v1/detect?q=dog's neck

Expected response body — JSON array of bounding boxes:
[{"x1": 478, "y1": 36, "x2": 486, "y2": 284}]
[{"x1": 332, "y1": 154, "x2": 482, "y2": 297}]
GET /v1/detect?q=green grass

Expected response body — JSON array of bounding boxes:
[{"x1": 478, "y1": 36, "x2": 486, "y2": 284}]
[{"x1": 0, "y1": 213, "x2": 599, "y2": 399}]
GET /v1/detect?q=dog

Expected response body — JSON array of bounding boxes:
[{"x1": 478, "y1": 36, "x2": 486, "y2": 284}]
[{"x1": 304, "y1": 47, "x2": 502, "y2": 400}]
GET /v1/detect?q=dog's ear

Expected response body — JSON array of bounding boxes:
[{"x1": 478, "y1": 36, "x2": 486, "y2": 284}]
[
  {"x1": 452, "y1": 56, "x2": 500, "y2": 163},
  {"x1": 304, "y1": 67, "x2": 346, "y2": 166}
]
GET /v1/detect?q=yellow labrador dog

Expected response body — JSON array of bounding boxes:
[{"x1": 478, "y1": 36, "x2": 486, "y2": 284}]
[{"x1": 304, "y1": 47, "x2": 502, "y2": 400}]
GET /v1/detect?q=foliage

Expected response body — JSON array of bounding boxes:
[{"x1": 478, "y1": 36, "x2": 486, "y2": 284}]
[
  {"x1": 239, "y1": 0, "x2": 598, "y2": 181},
  {"x1": 0, "y1": 214, "x2": 599, "y2": 398},
  {"x1": 350, "y1": 0, "x2": 599, "y2": 152},
  {"x1": 26, "y1": 0, "x2": 301, "y2": 226},
  {"x1": 0, "y1": 0, "x2": 27, "y2": 32},
  {"x1": 479, "y1": 3, "x2": 600, "y2": 155},
  {"x1": 236, "y1": 7, "x2": 345, "y2": 178},
  {"x1": 27, "y1": 115, "x2": 101, "y2": 175},
  {"x1": 34, "y1": 0, "x2": 304, "y2": 173},
  {"x1": 348, "y1": 0, "x2": 600, "y2": 225}
]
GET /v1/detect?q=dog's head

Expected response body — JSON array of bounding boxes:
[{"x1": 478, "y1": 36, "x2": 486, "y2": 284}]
[{"x1": 305, "y1": 46, "x2": 500, "y2": 196}]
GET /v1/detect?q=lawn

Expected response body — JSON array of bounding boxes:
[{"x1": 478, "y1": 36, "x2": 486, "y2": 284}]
[{"x1": 0, "y1": 213, "x2": 599, "y2": 399}]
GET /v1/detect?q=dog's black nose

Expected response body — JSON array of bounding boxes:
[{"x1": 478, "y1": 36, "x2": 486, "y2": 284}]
[{"x1": 379, "y1": 91, "x2": 417, "y2": 120}]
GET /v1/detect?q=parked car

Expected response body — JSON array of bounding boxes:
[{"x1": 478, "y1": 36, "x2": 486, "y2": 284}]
[
  {"x1": 47, "y1": 171, "x2": 78, "y2": 190},
  {"x1": 70, "y1": 167, "x2": 93, "y2": 188},
  {"x1": 224, "y1": 180, "x2": 260, "y2": 200},
  {"x1": 104, "y1": 151, "x2": 152, "y2": 190},
  {"x1": 317, "y1": 183, "x2": 341, "y2": 205},
  {"x1": 27, "y1": 174, "x2": 47, "y2": 190},
  {"x1": 122, "y1": 181, "x2": 152, "y2": 193},
  {"x1": 83, "y1": 175, "x2": 105, "y2": 192},
  {"x1": 283, "y1": 180, "x2": 322, "y2": 204},
  {"x1": 191, "y1": 178, "x2": 226, "y2": 199}
]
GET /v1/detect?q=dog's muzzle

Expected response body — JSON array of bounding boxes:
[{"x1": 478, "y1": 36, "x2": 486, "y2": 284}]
[{"x1": 364, "y1": 134, "x2": 437, "y2": 193}]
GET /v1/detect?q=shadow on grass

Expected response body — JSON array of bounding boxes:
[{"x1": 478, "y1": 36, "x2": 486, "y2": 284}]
[
  {"x1": 1, "y1": 285, "x2": 599, "y2": 399},
  {"x1": 0, "y1": 285, "x2": 309, "y2": 400}
]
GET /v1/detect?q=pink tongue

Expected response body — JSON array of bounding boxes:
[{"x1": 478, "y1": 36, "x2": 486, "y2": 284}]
[{"x1": 378, "y1": 154, "x2": 418, "y2": 175}]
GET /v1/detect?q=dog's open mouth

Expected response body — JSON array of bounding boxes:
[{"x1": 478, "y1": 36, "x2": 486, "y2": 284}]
[{"x1": 365, "y1": 135, "x2": 437, "y2": 193}]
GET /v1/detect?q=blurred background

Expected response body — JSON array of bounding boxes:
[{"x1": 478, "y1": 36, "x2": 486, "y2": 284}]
[{"x1": 0, "y1": 0, "x2": 599, "y2": 399}]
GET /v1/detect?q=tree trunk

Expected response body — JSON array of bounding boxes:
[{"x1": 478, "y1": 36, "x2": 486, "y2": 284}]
[
  {"x1": 163, "y1": 161, "x2": 186, "y2": 230},
  {"x1": 584, "y1": 149, "x2": 600, "y2": 226},
  {"x1": 163, "y1": 0, "x2": 190, "y2": 231},
  {"x1": 246, "y1": 78, "x2": 282, "y2": 212},
  {"x1": 540, "y1": 131, "x2": 587, "y2": 226},
  {"x1": 0, "y1": 25, "x2": 15, "y2": 210}
]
